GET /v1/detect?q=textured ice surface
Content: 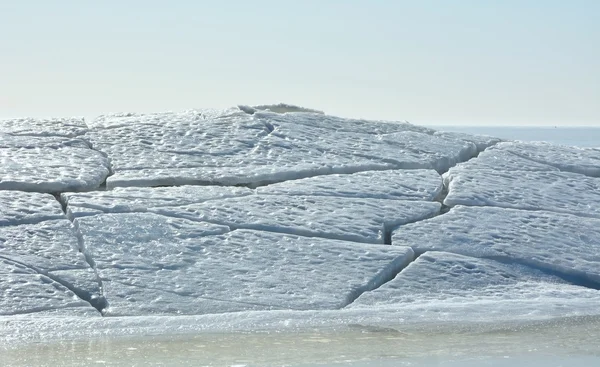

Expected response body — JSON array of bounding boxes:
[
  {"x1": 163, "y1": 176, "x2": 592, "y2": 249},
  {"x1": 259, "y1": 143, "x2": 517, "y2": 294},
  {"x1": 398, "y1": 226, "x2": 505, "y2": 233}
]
[
  {"x1": 449, "y1": 145, "x2": 560, "y2": 172},
  {"x1": 433, "y1": 131, "x2": 502, "y2": 152},
  {"x1": 0, "y1": 117, "x2": 87, "y2": 138},
  {"x1": 256, "y1": 169, "x2": 442, "y2": 201},
  {"x1": 0, "y1": 259, "x2": 96, "y2": 316},
  {"x1": 0, "y1": 191, "x2": 65, "y2": 226},
  {"x1": 0, "y1": 130, "x2": 111, "y2": 193},
  {"x1": 392, "y1": 206, "x2": 600, "y2": 287},
  {"x1": 444, "y1": 167, "x2": 600, "y2": 218},
  {"x1": 151, "y1": 195, "x2": 441, "y2": 244},
  {"x1": 0, "y1": 220, "x2": 102, "y2": 308},
  {"x1": 350, "y1": 252, "x2": 598, "y2": 308},
  {"x1": 62, "y1": 185, "x2": 253, "y2": 218},
  {"x1": 74, "y1": 212, "x2": 413, "y2": 315},
  {"x1": 86, "y1": 108, "x2": 478, "y2": 188},
  {"x1": 494, "y1": 141, "x2": 600, "y2": 177}
]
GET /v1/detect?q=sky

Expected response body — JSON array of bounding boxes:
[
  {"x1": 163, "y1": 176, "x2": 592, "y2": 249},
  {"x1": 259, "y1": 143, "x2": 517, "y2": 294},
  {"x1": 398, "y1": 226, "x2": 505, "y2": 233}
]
[{"x1": 1, "y1": 1, "x2": 598, "y2": 126}]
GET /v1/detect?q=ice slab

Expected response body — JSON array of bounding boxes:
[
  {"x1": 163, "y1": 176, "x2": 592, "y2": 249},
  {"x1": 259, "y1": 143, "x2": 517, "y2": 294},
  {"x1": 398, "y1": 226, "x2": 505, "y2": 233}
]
[
  {"x1": 0, "y1": 136, "x2": 111, "y2": 193},
  {"x1": 151, "y1": 195, "x2": 442, "y2": 244},
  {"x1": 0, "y1": 220, "x2": 102, "y2": 306},
  {"x1": 443, "y1": 167, "x2": 600, "y2": 219},
  {"x1": 494, "y1": 141, "x2": 600, "y2": 177},
  {"x1": 0, "y1": 191, "x2": 65, "y2": 226},
  {"x1": 73, "y1": 212, "x2": 414, "y2": 315},
  {"x1": 350, "y1": 251, "x2": 593, "y2": 307},
  {"x1": 0, "y1": 117, "x2": 87, "y2": 138},
  {"x1": 433, "y1": 131, "x2": 502, "y2": 152},
  {"x1": 257, "y1": 169, "x2": 443, "y2": 201},
  {"x1": 0, "y1": 259, "x2": 97, "y2": 316},
  {"x1": 86, "y1": 108, "x2": 478, "y2": 188},
  {"x1": 252, "y1": 109, "x2": 434, "y2": 135},
  {"x1": 392, "y1": 206, "x2": 600, "y2": 287},
  {"x1": 62, "y1": 185, "x2": 253, "y2": 219},
  {"x1": 449, "y1": 146, "x2": 560, "y2": 172}
]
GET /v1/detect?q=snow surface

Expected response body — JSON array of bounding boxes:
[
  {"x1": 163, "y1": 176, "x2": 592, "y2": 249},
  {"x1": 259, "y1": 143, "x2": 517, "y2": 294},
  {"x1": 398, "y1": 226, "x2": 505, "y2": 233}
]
[
  {"x1": 444, "y1": 167, "x2": 600, "y2": 218},
  {"x1": 350, "y1": 251, "x2": 600, "y2": 308},
  {"x1": 0, "y1": 117, "x2": 88, "y2": 138},
  {"x1": 61, "y1": 185, "x2": 253, "y2": 218},
  {"x1": 0, "y1": 219, "x2": 102, "y2": 315},
  {"x1": 392, "y1": 206, "x2": 600, "y2": 287},
  {"x1": 150, "y1": 195, "x2": 441, "y2": 244},
  {"x1": 256, "y1": 169, "x2": 443, "y2": 201},
  {"x1": 84, "y1": 107, "x2": 483, "y2": 188},
  {"x1": 0, "y1": 259, "x2": 95, "y2": 316},
  {"x1": 0, "y1": 191, "x2": 64, "y2": 226},
  {"x1": 74, "y1": 212, "x2": 413, "y2": 315},
  {"x1": 2, "y1": 106, "x2": 600, "y2": 339},
  {"x1": 493, "y1": 141, "x2": 600, "y2": 177}
]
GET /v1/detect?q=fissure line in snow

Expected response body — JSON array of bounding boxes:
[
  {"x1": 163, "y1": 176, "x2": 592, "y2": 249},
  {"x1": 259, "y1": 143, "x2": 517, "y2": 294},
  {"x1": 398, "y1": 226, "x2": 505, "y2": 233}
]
[{"x1": 53, "y1": 194, "x2": 108, "y2": 315}]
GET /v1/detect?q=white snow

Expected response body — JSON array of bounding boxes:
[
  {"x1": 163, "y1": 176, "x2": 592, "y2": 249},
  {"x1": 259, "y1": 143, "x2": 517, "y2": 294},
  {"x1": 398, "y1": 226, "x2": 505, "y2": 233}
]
[
  {"x1": 493, "y1": 141, "x2": 600, "y2": 177},
  {"x1": 444, "y1": 167, "x2": 600, "y2": 219},
  {"x1": 256, "y1": 169, "x2": 443, "y2": 201},
  {"x1": 85, "y1": 108, "x2": 479, "y2": 188},
  {"x1": 150, "y1": 195, "x2": 441, "y2": 244},
  {"x1": 0, "y1": 120, "x2": 111, "y2": 193},
  {"x1": 350, "y1": 251, "x2": 598, "y2": 308},
  {"x1": 73, "y1": 212, "x2": 413, "y2": 315},
  {"x1": 62, "y1": 185, "x2": 254, "y2": 219},
  {"x1": 0, "y1": 259, "x2": 96, "y2": 316},
  {"x1": 0, "y1": 117, "x2": 88, "y2": 138},
  {"x1": 2, "y1": 106, "x2": 600, "y2": 340},
  {"x1": 392, "y1": 206, "x2": 600, "y2": 287},
  {"x1": 0, "y1": 191, "x2": 65, "y2": 226},
  {"x1": 0, "y1": 220, "x2": 102, "y2": 314}
]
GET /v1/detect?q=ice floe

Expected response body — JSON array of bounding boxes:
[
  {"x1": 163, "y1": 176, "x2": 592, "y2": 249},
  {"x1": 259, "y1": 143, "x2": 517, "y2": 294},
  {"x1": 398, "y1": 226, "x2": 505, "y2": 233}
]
[
  {"x1": 0, "y1": 191, "x2": 65, "y2": 226},
  {"x1": 444, "y1": 168, "x2": 600, "y2": 219},
  {"x1": 494, "y1": 141, "x2": 600, "y2": 177},
  {"x1": 0, "y1": 220, "x2": 103, "y2": 312},
  {"x1": 73, "y1": 212, "x2": 413, "y2": 315},
  {"x1": 0, "y1": 117, "x2": 88, "y2": 138},
  {"x1": 0, "y1": 119, "x2": 111, "y2": 193},
  {"x1": 392, "y1": 206, "x2": 600, "y2": 288},
  {"x1": 85, "y1": 108, "x2": 479, "y2": 188},
  {"x1": 350, "y1": 251, "x2": 600, "y2": 308},
  {"x1": 257, "y1": 169, "x2": 443, "y2": 201},
  {"x1": 0, "y1": 259, "x2": 97, "y2": 316},
  {"x1": 150, "y1": 195, "x2": 441, "y2": 244},
  {"x1": 62, "y1": 185, "x2": 253, "y2": 219}
]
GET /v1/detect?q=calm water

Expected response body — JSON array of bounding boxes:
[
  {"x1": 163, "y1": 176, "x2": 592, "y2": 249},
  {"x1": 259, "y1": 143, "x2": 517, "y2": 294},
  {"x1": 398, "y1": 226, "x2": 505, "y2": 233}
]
[{"x1": 428, "y1": 126, "x2": 600, "y2": 148}]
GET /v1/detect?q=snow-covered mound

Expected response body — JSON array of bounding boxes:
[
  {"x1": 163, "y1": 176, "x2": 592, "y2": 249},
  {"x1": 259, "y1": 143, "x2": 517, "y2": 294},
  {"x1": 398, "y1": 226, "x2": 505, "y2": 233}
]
[{"x1": 1, "y1": 106, "x2": 599, "y2": 338}]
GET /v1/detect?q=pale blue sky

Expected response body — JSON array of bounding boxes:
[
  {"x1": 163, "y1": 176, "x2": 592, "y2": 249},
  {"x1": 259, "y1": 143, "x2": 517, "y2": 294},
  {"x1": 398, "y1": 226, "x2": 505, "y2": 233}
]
[{"x1": 1, "y1": 1, "x2": 598, "y2": 125}]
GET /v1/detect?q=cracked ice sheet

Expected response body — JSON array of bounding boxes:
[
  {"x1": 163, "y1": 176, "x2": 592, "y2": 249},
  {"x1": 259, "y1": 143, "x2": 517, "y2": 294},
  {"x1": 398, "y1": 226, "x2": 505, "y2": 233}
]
[
  {"x1": 62, "y1": 185, "x2": 254, "y2": 219},
  {"x1": 494, "y1": 141, "x2": 600, "y2": 177},
  {"x1": 0, "y1": 191, "x2": 64, "y2": 226},
  {"x1": 263, "y1": 119, "x2": 478, "y2": 173},
  {"x1": 0, "y1": 259, "x2": 98, "y2": 316},
  {"x1": 433, "y1": 131, "x2": 502, "y2": 152},
  {"x1": 350, "y1": 252, "x2": 600, "y2": 312},
  {"x1": 74, "y1": 212, "x2": 414, "y2": 315},
  {"x1": 151, "y1": 195, "x2": 441, "y2": 244},
  {"x1": 0, "y1": 136, "x2": 111, "y2": 193},
  {"x1": 443, "y1": 167, "x2": 600, "y2": 219},
  {"x1": 449, "y1": 146, "x2": 560, "y2": 172},
  {"x1": 251, "y1": 109, "x2": 435, "y2": 135},
  {"x1": 0, "y1": 220, "x2": 102, "y2": 308},
  {"x1": 391, "y1": 206, "x2": 600, "y2": 287},
  {"x1": 0, "y1": 117, "x2": 87, "y2": 138},
  {"x1": 88, "y1": 108, "x2": 478, "y2": 188},
  {"x1": 257, "y1": 169, "x2": 443, "y2": 201}
]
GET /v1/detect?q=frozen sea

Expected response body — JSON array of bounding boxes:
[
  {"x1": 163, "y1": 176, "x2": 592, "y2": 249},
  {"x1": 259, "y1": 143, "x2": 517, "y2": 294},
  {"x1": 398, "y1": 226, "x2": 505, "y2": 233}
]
[{"x1": 1, "y1": 111, "x2": 600, "y2": 367}]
